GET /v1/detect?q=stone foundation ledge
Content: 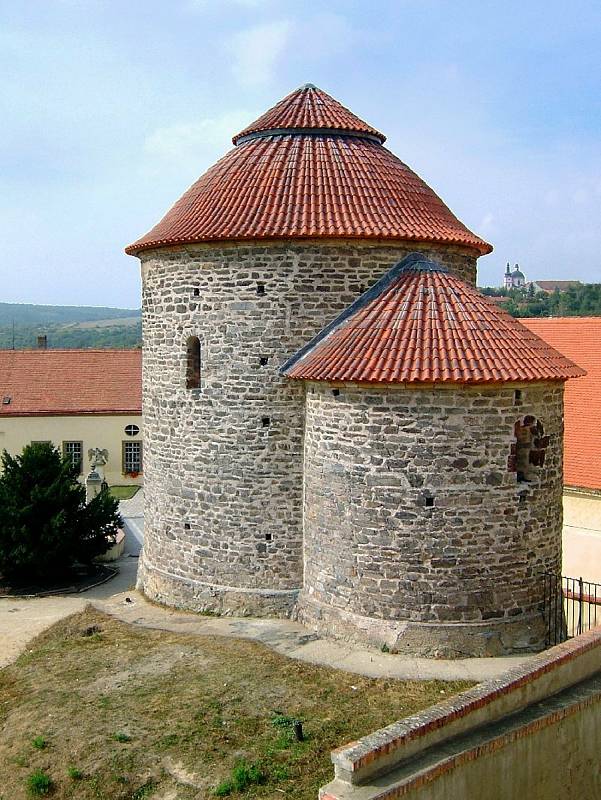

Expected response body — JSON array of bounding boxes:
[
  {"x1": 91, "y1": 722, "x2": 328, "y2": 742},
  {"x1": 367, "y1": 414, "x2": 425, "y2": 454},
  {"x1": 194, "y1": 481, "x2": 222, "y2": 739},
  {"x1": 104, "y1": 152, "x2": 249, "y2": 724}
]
[
  {"x1": 295, "y1": 594, "x2": 547, "y2": 658},
  {"x1": 137, "y1": 560, "x2": 299, "y2": 617}
]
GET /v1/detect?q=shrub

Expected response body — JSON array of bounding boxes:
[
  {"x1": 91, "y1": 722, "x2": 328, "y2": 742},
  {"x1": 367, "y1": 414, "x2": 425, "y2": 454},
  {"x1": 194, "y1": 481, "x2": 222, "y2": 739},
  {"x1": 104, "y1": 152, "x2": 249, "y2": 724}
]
[
  {"x1": 26, "y1": 769, "x2": 54, "y2": 796},
  {"x1": 0, "y1": 443, "x2": 121, "y2": 583}
]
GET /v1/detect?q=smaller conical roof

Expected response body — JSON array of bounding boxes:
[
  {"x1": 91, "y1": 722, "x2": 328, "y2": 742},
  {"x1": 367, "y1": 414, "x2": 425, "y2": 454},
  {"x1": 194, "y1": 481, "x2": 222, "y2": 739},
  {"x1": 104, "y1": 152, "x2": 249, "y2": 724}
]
[
  {"x1": 232, "y1": 84, "x2": 385, "y2": 144},
  {"x1": 281, "y1": 254, "x2": 585, "y2": 384}
]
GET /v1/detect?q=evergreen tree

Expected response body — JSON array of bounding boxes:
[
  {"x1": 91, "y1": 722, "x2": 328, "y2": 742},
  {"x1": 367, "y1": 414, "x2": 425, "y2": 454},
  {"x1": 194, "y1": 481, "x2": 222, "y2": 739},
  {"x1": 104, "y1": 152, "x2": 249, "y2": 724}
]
[{"x1": 0, "y1": 443, "x2": 121, "y2": 582}]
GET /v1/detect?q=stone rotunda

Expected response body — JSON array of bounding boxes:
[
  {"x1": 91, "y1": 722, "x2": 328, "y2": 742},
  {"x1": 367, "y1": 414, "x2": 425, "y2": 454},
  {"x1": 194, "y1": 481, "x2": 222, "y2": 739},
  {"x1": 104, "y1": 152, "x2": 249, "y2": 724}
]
[
  {"x1": 126, "y1": 84, "x2": 583, "y2": 656},
  {"x1": 282, "y1": 253, "x2": 584, "y2": 656}
]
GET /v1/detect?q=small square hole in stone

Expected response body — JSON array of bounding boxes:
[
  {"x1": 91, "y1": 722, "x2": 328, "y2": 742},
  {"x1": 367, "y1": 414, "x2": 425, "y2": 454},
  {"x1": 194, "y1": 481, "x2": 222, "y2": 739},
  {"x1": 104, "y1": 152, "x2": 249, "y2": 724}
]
[
  {"x1": 425, "y1": 497, "x2": 435, "y2": 507},
  {"x1": 184, "y1": 522, "x2": 191, "y2": 530},
  {"x1": 257, "y1": 283, "x2": 266, "y2": 296},
  {"x1": 332, "y1": 388, "x2": 340, "y2": 397},
  {"x1": 259, "y1": 356, "x2": 269, "y2": 366},
  {"x1": 193, "y1": 287, "x2": 200, "y2": 297},
  {"x1": 265, "y1": 533, "x2": 272, "y2": 542},
  {"x1": 262, "y1": 417, "x2": 270, "y2": 427}
]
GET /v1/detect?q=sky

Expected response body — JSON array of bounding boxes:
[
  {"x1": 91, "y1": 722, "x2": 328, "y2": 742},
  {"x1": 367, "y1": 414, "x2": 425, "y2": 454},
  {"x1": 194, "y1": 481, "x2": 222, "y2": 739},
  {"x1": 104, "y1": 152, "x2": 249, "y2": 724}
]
[{"x1": 1, "y1": 0, "x2": 600, "y2": 308}]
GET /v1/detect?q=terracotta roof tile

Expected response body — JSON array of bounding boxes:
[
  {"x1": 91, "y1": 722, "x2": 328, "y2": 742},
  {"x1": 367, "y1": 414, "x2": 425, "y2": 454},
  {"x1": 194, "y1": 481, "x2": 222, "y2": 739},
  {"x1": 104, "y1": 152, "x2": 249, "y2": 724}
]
[
  {"x1": 521, "y1": 318, "x2": 601, "y2": 490},
  {"x1": 0, "y1": 350, "x2": 141, "y2": 416},
  {"x1": 126, "y1": 86, "x2": 491, "y2": 256},
  {"x1": 282, "y1": 255, "x2": 585, "y2": 385},
  {"x1": 232, "y1": 84, "x2": 386, "y2": 144}
]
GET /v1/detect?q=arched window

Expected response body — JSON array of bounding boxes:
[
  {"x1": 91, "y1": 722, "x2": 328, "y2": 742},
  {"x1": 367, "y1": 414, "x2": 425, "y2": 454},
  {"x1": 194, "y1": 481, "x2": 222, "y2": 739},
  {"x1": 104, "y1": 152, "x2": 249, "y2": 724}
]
[
  {"x1": 508, "y1": 416, "x2": 549, "y2": 483},
  {"x1": 186, "y1": 336, "x2": 201, "y2": 390}
]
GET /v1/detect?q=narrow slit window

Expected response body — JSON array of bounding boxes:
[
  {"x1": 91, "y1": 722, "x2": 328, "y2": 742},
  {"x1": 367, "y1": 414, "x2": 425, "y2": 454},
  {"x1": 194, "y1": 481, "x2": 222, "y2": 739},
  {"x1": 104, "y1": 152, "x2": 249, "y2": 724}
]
[{"x1": 186, "y1": 336, "x2": 201, "y2": 390}]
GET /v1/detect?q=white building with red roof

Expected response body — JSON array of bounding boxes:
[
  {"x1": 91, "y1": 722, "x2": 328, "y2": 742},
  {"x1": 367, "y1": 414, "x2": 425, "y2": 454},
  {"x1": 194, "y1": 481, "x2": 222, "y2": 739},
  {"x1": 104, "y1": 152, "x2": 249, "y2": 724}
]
[{"x1": 0, "y1": 349, "x2": 142, "y2": 486}]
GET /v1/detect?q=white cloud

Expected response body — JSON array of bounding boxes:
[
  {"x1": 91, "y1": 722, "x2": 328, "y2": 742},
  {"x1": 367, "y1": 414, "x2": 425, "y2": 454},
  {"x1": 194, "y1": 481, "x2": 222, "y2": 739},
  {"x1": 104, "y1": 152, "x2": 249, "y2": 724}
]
[
  {"x1": 143, "y1": 110, "x2": 257, "y2": 175},
  {"x1": 228, "y1": 20, "x2": 293, "y2": 87}
]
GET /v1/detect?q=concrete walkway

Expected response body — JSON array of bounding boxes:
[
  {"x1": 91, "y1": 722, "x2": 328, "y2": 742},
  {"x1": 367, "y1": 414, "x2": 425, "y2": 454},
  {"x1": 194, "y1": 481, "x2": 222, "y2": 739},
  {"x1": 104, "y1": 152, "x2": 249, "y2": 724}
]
[
  {"x1": 0, "y1": 550, "x2": 533, "y2": 681},
  {"x1": 119, "y1": 487, "x2": 144, "y2": 556}
]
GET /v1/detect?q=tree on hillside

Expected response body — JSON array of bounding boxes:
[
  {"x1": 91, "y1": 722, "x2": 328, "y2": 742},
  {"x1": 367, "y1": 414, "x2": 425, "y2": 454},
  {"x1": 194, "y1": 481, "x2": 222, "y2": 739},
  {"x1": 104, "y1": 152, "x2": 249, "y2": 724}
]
[{"x1": 0, "y1": 443, "x2": 121, "y2": 583}]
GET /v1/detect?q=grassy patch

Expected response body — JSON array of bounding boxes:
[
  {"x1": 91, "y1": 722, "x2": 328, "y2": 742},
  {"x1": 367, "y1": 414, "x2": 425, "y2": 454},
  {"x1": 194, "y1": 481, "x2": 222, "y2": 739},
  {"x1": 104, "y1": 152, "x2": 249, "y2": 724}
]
[
  {"x1": 26, "y1": 769, "x2": 54, "y2": 796},
  {"x1": 31, "y1": 736, "x2": 48, "y2": 751},
  {"x1": 108, "y1": 485, "x2": 140, "y2": 501},
  {"x1": 0, "y1": 608, "x2": 472, "y2": 799},
  {"x1": 66, "y1": 766, "x2": 83, "y2": 780}
]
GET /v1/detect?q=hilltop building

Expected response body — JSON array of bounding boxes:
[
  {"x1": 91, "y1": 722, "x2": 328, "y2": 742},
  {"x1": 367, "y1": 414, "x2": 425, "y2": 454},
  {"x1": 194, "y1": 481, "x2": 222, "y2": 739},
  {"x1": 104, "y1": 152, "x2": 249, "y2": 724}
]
[
  {"x1": 0, "y1": 349, "x2": 142, "y2": 486},
  {"x1": 502, "y1": 264, "x2": 581, "y2": 294},
  {"x1": 126, "y1": 85, "x2": 583, "y2": 656},
  {"x1": 504, "y1": 262, "x2": 526, "y2": 289},
  {"x1": 531, "y1": 280, "x2": 581, "y2": 294}
]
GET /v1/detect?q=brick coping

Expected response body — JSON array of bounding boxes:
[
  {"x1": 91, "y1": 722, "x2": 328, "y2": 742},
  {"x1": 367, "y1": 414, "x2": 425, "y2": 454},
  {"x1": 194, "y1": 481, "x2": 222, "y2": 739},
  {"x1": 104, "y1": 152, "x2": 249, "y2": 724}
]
[{"x1": 331, "y1": 625, "x2": 601, "y2": 779}]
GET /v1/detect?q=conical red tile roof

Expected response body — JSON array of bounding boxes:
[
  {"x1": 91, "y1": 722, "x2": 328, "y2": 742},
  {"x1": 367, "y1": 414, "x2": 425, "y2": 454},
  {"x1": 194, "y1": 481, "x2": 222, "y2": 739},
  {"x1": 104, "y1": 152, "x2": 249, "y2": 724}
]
[
  {"x1": 281, "y1": 254, "x2": 585, "y2": 385},
  {"x1": 126, "y1": 86, "x2": 491, "y2": 256},
  {"x1": 232, "y1": 83, "x2": 386, "y2": 144}
]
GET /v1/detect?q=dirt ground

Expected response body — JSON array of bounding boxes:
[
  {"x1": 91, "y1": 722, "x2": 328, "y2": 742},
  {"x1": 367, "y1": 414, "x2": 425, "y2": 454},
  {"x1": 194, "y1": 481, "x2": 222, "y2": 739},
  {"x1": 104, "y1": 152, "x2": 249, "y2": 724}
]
[{"x1": 0, "y1": 607, "x2": 471, "y2": 799}]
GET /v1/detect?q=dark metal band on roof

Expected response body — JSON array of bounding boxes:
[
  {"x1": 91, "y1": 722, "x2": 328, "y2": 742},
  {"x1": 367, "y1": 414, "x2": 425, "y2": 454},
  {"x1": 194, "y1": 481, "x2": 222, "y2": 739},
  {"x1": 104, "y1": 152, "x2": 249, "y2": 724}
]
[
  {"x1": 280, "y1": 253, "x2": 448, "y2": 375},
  {"x1": 235, "y1": 127, "x2": 386, "y2": 146}
]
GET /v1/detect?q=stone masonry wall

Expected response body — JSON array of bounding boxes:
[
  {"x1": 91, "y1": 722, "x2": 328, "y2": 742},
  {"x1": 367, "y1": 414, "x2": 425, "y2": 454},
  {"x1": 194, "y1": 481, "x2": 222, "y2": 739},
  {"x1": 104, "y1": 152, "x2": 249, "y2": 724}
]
[
  {"x1": 138, "y1": 239, "x2": 479, "y2": 615},
  {"x1": 298, "y1": 380, "x2": 564, "y2": 655}
]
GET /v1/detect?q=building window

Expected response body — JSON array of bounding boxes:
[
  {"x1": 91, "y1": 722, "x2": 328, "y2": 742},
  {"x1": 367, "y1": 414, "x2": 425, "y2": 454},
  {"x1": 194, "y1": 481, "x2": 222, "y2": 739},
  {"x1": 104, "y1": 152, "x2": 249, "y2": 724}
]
[
  {"x1": 509, "y1": 416, "x2": 549, "y2": 483},
  {"x1": 125, "y1": 424, "x2": 140, "y2": 437},
  {"x1": 63, "y1": 441, "x2": 83, "y2": 474},
  {"x1": 123, "y1": 441, "x2": 143, "y2": 475},
  {"x1": 186, "y1": 336, "x2": 201, "y2": 390}
]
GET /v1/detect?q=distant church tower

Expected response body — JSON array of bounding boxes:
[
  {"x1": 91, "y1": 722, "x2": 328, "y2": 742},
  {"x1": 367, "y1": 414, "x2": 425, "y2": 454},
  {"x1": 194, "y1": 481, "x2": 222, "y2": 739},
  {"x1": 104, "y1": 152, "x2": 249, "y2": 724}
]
[
  {"x1": 505, "y1": 262, "x2": 526, "y2": 289},
  {"x1": 126, "y1": 85, "x2": 490, "y2": 618}
]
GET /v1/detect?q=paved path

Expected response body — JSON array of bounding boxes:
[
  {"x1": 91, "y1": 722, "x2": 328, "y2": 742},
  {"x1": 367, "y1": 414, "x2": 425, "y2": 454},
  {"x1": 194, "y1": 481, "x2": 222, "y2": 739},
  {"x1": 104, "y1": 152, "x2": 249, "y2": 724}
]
[
  {"x1": 120, "y1": 488, "x2": 144, "y2": 556},
  {"x1": 0, "y1": 550, "x2": 533, "y2": 681}
]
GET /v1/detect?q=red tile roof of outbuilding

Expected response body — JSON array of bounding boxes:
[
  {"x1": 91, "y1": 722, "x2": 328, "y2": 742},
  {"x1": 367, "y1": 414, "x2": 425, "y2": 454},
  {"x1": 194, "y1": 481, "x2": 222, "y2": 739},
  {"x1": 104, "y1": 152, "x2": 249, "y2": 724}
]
[
  {"x1": 521, "y1": 317, "x2": 601, "y2": 490},
  {"x1": 126, "y1": 85, "x2": 491, "y2": 256},
  {"x1": 282, "y1": 255, "x2": 585, "y2": 385},
  {"x1": 0, "y1": 349, "x2": 141, "y2": 416}
]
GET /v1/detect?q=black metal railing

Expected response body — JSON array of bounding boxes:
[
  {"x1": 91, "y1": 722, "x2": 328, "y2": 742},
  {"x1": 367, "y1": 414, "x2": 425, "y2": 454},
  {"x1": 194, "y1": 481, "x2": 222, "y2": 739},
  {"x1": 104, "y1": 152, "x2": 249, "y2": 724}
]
[{"x1": 543, "y1": 572, "x2": 601, "y2": 646}]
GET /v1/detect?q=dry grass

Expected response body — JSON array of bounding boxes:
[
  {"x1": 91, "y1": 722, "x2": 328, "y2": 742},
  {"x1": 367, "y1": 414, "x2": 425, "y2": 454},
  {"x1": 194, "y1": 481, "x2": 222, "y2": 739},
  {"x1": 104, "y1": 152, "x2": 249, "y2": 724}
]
[{"x1": 0, "y1": 608, "x2": 472, "y2": 799}]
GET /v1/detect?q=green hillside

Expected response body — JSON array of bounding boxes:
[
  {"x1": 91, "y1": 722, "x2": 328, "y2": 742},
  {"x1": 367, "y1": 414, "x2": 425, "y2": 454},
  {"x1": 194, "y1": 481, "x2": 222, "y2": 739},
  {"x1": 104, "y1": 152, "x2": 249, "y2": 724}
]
[
  {"x1": 0, "y1": 302, "x2": 141, "y2": 350},
  {"x1": 0, "y1": 302, "x2": 140, "y2": 326},
  {"x1": 480, "y1": 283, "x2": 601, "y2": 318}
]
